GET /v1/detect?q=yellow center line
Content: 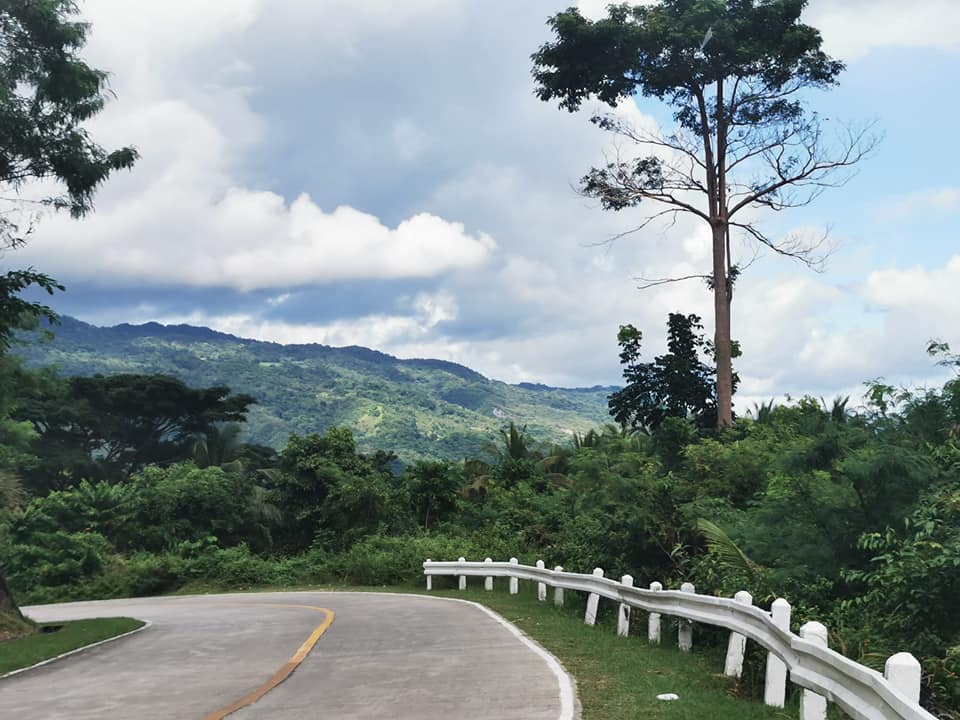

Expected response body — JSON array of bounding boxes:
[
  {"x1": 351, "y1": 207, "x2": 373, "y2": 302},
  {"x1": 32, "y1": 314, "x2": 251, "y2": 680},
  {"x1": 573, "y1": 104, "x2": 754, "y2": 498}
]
[{"x1": 201, "y1": 603, "x2": 335, "y2": 720}]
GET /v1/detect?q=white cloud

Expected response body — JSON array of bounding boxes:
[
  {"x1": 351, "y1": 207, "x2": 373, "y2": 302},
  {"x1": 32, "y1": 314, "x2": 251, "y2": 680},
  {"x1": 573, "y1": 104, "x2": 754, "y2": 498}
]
[
  {"x1": 148, "y1": 290, "x2": 459, "y2": 350},
  {"x1": 807, "y1": 0, "x2": 960, "y2": 61},
  {"x1": 23, "y1": 184, "x2": 494, "y2": 291},
  {"x1": 885, "y1": 187, "x2": 960, "y2": 219},
  {"x1": 15, "y1": 3, "x2": 495, "y2": 291}
]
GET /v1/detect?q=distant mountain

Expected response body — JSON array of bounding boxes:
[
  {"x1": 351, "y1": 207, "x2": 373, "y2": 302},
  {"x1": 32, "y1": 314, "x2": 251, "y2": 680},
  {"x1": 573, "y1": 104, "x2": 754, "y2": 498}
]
[{"x1": 14, "y1": 317, "x2": 618, "y2": 463}]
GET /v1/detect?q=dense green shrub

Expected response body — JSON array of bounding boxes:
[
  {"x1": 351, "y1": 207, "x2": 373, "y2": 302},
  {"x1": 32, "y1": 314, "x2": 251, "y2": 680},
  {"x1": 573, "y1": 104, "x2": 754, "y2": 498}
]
[
  {"x1": 7, "y1": 530, "x2": 112, "y2": 590},
  {"x1": 324, "y1": 533, "x2": 515, "y2": 586}
]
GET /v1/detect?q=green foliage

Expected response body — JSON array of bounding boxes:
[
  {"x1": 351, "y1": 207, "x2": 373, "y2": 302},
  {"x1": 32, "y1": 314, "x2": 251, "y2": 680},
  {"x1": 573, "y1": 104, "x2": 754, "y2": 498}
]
[
  {"x1": 6, "y1": 528, "x2": 112, "y2": 589},
  {"x1": 0, "y1": 0, "x2": 138, "y2": 240},
  {"x1": 0, "y1": 271, "x2": 64, "y2": 353},
  {"x1": 124, "y1": 464, "x2": 256, "y2": 551},
  {"x1": 403, "y1": 460, "x2": 462, "y2": 529},
  {"x1": 269, "y1": 428, "x2": 395, "y2": 552},
  {"x1": 325, "y1": 533, "x2": 504, "y2": 586},
  {"x1": 609, "y1": 314, "x2": 724, "y2": 432},
  {"x1": 12, "y1": 371, "x2": 255, "y2": 488},
  {"x1": 532, "y1": 1, "x2": 842, "y2": 116}
]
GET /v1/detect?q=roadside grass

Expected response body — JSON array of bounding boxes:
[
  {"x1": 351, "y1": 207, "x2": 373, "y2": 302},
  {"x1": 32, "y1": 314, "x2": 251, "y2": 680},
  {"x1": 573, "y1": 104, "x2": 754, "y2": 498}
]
[{"x1": 0, "y1": 617, "x2": 144, "y2": 675}]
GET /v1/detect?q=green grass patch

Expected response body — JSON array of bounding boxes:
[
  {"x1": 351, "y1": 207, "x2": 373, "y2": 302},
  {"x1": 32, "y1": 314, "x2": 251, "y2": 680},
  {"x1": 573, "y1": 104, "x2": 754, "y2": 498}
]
[
  {"x1": 0, "y1": 617, "x2": 144, "y2": 675},
  {"x1": 425, "y1": 582, "x2": 797, "y2": 720}
]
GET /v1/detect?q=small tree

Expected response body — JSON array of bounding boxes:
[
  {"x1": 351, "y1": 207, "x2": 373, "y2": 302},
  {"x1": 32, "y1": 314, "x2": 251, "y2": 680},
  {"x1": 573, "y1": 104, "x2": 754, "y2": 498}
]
[
  {"x1": 609, "y1": 312, "x2": 730, "y2": 431},
  {"x1": 532, "y1": 0, "x2": 877, "y2": 428}
]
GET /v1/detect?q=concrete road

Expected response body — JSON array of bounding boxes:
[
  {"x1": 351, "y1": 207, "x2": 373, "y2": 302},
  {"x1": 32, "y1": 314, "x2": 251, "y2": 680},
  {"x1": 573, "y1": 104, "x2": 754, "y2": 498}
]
[{"x1": 0, "y1": 591, "x2": 575, "y2": 719}]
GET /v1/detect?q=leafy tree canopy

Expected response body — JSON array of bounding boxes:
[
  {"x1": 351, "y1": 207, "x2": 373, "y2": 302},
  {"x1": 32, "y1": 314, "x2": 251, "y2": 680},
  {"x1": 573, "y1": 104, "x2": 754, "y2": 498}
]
[
  {"x1": 608, "y1": 312, "x2": 735, "y2": 431},
  {"x1": 0, "y1": 0, "x2": 137, "y2": 237},
  {"x1": 12, "y1": 373, "x2": 255, "y2": 487}
]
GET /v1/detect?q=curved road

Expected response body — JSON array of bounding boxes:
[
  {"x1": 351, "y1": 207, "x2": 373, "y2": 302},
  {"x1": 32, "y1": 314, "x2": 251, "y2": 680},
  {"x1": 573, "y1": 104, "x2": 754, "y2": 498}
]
[{"x1": 0, "y1": 592, "x2": 574, "y2": 719}]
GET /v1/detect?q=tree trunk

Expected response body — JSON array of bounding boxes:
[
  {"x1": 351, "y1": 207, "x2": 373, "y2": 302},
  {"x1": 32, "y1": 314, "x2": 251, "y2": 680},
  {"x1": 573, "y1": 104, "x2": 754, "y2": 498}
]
[
  {"x1": 0, "y1": 569, "x2": 25, "y2": 621},
  {"x1": 712, "y1": 221, "x2": 734, "y2": 428}
]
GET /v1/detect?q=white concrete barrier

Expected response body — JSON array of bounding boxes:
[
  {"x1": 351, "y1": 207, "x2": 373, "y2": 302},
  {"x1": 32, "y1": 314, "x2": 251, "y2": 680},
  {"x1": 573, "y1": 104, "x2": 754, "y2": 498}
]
[
  {"x1": 724, "y1": 591, "x2": 753, "y2": 677},
  {"x1": 584, "y1": 568, "x2": 603, "y2": 626},
  {"x1": 800, "y1": 622, "x2": 829, "y2": 720},
  {"x1": 678, "y1": 582, "x2": 695, "y2": 651},
  {"x1": 648, "y1": 581, "x2": 662, "y2": 644},
  {"x1": 617, "y1": 575, "x2": 633, "y2": 637},
  {"x1": 765, "y1": 598, "x2": 791, "y2": 707},
  {"x1": 424, "y1": 558, "x2": 935, "y2": 720}
]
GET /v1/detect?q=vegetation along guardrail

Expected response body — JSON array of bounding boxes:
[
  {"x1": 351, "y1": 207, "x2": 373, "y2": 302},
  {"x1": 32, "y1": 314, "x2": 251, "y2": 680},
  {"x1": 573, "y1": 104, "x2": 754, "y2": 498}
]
[{"x1": 423, "y1": 558, "x2": 938, "y2": 720}]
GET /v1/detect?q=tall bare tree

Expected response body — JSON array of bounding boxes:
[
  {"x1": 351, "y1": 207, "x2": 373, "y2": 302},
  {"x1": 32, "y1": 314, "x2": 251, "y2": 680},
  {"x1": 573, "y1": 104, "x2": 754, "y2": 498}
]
[{"x1": 532, "y1": 0, "x2": 877, "y2": 427}]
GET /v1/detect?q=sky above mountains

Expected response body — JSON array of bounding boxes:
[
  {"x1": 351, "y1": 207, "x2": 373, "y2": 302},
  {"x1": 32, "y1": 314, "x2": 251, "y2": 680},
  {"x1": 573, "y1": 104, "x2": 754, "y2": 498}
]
[{"x1": 11, "y1": 0, "x2": 960, "y2": 408}]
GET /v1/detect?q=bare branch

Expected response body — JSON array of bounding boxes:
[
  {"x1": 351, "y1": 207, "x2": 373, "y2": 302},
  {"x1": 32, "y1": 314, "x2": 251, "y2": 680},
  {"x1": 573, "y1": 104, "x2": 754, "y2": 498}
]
[
  {"x1": 730, "y1": 221, "x2": 836, "y2": 271},
  {"x1": 583, "y1": 208, "x2": 686, "y2": 248},
  {"x1": 729, "y1": 120, "x2": 880, "y2": 218},
  {"x1": 593, "y1": 113, "x2": 707, "y2": 171},
  {"x1": 633, "y1": 273, "x2": 711, "y2": 290}
]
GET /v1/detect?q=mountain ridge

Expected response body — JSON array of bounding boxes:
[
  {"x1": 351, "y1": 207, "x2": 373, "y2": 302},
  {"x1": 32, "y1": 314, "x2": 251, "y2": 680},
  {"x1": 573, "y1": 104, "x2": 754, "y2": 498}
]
[{"x1": 15, "y1": 316, "x2": 618, "y2": 463}]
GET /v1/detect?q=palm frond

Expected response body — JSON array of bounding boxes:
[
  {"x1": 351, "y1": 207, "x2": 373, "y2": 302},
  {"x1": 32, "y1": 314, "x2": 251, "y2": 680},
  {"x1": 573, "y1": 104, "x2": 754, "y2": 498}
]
[{"x1": 696, "y1": 518, "x2": 761, "y2": 581}]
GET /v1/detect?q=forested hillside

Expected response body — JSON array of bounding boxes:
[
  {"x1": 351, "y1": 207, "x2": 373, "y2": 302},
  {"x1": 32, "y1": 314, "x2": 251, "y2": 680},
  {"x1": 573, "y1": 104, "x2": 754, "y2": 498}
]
[{"x1": 15, "y1": 317, "x2": 613, "y2": 463}]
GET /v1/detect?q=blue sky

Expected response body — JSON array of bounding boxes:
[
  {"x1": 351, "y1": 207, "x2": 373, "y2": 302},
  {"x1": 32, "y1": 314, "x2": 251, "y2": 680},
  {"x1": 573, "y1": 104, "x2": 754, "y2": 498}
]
[{"x1": 10, "y1": 0, "x2": 960, "y2": 410}]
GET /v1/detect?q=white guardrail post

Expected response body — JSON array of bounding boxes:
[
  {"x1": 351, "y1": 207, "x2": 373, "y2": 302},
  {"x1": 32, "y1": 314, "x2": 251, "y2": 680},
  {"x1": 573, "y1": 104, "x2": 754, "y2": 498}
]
[
  {"x1": 553, "y1": 566, "x2": 564, "y2": 607},
  {"x1": 584, "y1": 568, "x2": 604, "y2": 625},
  {"x1": 648, "y1": 581, "x2": 662, "y2": 643},
  {"x1": 484, "y1": 557, "x2": 493, "y2": 591},
  {"x1": 425, "y1": 559, "x2": 432, "y2": 590},
  {"x1": 764, "y1": 598, "x2": 791, "y2": 707},
  {"x1": 678, "y1": 582, "x2": 695, "y2": 651},
  {"x1": 458, "y1": 557, "x2": 466, "y2": 590},
  {"x1": 800, "y1": 621, "x2": 829, "y2": 720},
  {"x1": 618, "y1": 574, "x2": 633, "y2": 637},
  {"x1": 509, "y1": 557, "x2": 519, "y2": 595},
  {"x1": 724, "y1": 590, "x2": 753, "y2": 677},
  {"x1": 536, "y1": 560, "x2": 547, "y2": 601},
  {"x1": 885, "y1": 653, "x2": 922, "y2": 704}
]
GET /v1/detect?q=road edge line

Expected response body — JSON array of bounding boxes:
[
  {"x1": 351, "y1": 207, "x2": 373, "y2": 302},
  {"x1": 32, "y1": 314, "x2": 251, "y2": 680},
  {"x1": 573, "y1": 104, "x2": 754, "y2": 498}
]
[{"x1": 0, "y1": 619, "x2": 152, "y2": 681}]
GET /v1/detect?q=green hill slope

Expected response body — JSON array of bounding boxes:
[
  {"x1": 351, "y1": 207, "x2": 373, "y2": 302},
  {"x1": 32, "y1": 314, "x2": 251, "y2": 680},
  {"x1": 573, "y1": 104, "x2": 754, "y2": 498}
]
[{"x1": 14, "y1": 317, "x2": 616, "y2": 462}]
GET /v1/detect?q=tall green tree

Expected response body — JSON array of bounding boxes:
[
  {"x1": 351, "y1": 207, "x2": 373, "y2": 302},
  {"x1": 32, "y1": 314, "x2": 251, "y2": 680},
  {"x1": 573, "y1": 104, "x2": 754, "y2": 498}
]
[
  {"x1": 269, "y1": 428, "x2": 394, "y2": 552},
  {"x1": 14, "y1": 373, "x2": 256, "y2": 487},
  {"x1": 0, "y1": 0, "x2": 138, "y2": 622},
  {"x1": 532, "y1": 0, "x2": 875, "y2": 428}
]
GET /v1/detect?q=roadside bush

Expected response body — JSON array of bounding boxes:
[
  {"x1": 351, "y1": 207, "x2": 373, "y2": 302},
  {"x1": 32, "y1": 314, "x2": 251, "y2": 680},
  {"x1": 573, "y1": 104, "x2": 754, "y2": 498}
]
[
  {"x1": 324, "y1": 532, "x2": 512, "y2": 585},
  {"x1": 7, "y1": 530, "x2": 112, "y2": 590},
  {"x1": 179, "y1": 540, "x2": 292, "y2": 588}
]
